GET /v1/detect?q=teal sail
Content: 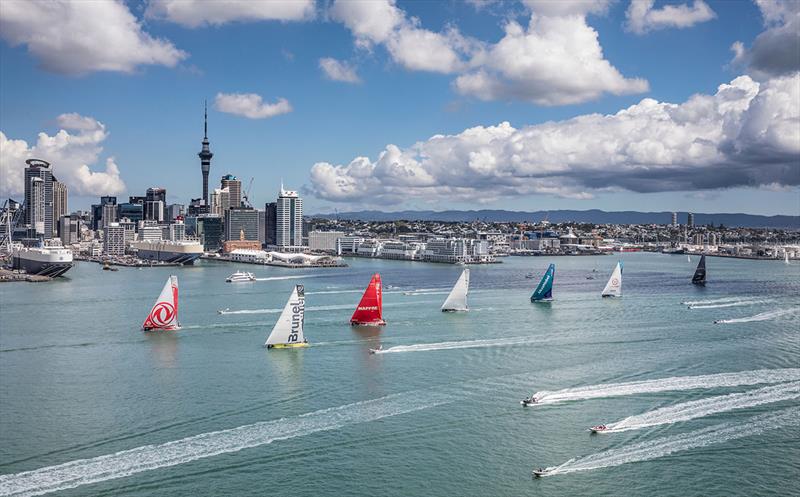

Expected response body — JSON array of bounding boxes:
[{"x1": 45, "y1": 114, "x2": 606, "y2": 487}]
[{"x1": 531, "y1": 263, "x2": 555, "y2": 302}]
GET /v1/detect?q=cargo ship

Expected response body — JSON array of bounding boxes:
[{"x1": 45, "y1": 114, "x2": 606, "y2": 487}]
[
  {"x1": 11, "y1": 239, "x2": 74, "y2": 277},
  {"x1": 129, "y1": 240, "x2": 203, "y2": 265}
]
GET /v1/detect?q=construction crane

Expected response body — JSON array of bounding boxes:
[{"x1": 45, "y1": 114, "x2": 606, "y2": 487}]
[{"x1": 242, "y1": 177, "x2": 254, "y2": 208}]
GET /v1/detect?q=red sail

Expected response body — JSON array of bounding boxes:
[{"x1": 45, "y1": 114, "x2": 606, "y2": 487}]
[{"x1": 350, "y1": 273, "x2": 385, "y2": 325}]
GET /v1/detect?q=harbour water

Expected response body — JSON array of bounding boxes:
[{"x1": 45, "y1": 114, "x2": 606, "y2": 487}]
[{"x1": 1, "y1": 253, "x2": 798, "y2": 496}]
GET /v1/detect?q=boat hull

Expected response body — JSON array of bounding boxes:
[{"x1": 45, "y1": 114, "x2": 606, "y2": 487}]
[
  {"x1": 136, "y1": 248, "x2": 202, "y2": 265},
  {"x1": 267, "y1": 343, "x2": 309, "y2": 349},
  {"x1": 12, "y1": 255, "x2": 73, "y2": 277},
  {"x1": 350, "y1": 320, "x2": 386, "y2": 326}
]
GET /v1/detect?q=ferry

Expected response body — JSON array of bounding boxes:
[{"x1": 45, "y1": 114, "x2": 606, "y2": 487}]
[
  {"x1": 226, "y1": 271, "x2": 255, "y2": 282},
  {"x1": 11, "y1": 239, "x2": 73, "y2": 277},
  {"x1": 129, "y1": 240, "x2": 203, "y2": 265}
]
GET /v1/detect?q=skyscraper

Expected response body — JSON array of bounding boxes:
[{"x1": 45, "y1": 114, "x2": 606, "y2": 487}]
[
  {"x1": 224, "y1": 207, "x2": 259, "y2": 241},
  {"x1": 145, "y1": 187, "x2": 166, "y2": 222},
  {"x1": 198, "y1": 102, "x2": 213, "y2": 206},
  {"x1": 220, "y1": 174, "x2": 242, "y2": 208},
  {"x1": 264, "y1": 202, "x2": 277, "y2": 246},
  {"x1": 687, "y1": 212, "x2": 695, "y2": 227},
  {"x1": 53, "y1": 178, "x2": 67, "y2": 235},
  {"x1": 210, "y1": 187, "x2": 230, "y2": 216},
  {"x1": 671, "y1": 212, "x2": 677, "y2": 227},
  {"x1": 276, "y1": 184, "x2": 303, "y2": 248},
  {"x1": 24, "y1": 159, "x2": 54, "y2": 238}
]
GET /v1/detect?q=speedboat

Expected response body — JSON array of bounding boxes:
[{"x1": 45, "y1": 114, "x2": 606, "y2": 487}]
[
  {"x1": 589, "y1": 424, "x2": 608, "y2": 433},
  {"x1": 368, "y1": 345, "x2": 383, "y2": 354},
  {"x1": 532, "y1": 468, "x2": 550, "y2": 478},
  {"x1": 520, "y1": 395, "x2": 539, "y2": 407},
  {"x1": 218, "y1": 307, "x2": 230, "y2": 314},
  {"x1": 226, "y1": 271, "x2": 255, "y2": 283}
]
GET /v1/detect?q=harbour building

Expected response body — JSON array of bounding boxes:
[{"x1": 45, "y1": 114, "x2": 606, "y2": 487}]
[
  {"x1": 24, "y1": 159, "x2": 54, "y2": 238},
  {"x1": 687, "y1": 212, "x2": 695, "y2": 227},
  {"x1": 276, "y1": 185, "x2": 303, "y2": 248},
  {"x1": 53, "y1": 178, "x2": 67, "y2": 236},
  {"x1": 104, "y1": 223, "x2": 125, "y2": 255},
  {"x1": 264, "y1": 202, "x2": 277, "y2": 246},
  {"x1": 224, "y1": 207, "x2": 259, "y2": 242}
]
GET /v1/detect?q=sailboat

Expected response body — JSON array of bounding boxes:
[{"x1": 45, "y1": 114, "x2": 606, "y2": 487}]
[
  {"x1": 687, "y1": 255, "x2": 692, "y2": 263},
  {"x1": 351, "y1": 273, "x2": 386, "y2": 325},
  {"x1": 142, "y1": 275, "x2": 180, "y2": 331},
  {"x1": 785, "y1": 252, "x2": 791, "y2": 265},
  {"x1": 530, "y1": 263, "x2": 555, "y2": 302},
  {"x1": 601, "y1": 261, "x2": 623, "y2": 297},
  {"x1": 442, "y1": 268, "x2": 469, "y2": 312},
  {"x1": 265, "y1": 285, "x2": 308, "y2": 349},
  {"x1": 692, "y1": 255, "x2": 706, "y2": 285}
]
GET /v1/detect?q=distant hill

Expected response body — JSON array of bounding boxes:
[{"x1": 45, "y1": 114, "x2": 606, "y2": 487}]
[{"x1": 310, "y1": 209, "x2": 799, "y2": 228}]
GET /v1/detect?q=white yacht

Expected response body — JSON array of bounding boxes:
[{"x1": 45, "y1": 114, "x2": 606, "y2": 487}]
[{"x1": 226, "y1": 270, "x2": 256, "y2": 282}]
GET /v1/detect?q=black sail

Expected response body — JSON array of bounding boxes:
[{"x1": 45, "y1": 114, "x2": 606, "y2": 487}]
[{"x1": 692, "y1": 255, "x2": 707, "y2": 285}]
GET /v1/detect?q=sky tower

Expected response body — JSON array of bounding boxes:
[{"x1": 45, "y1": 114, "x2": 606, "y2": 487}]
[{"x1": 198, "y1": 101, "x2": 213, "y2": 205}]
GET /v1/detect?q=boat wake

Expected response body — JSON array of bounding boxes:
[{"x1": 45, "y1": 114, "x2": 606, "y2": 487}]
[
  {"x1": 254, "y1": 274, "x2": 325, "y2": 282},
  {"x1": 681, "y1": 297, "x2": 755, "y2": 306},
  {"x1": 0, "y1": 391, "x2": 451, "y2": 497},
  {"x1": 373, "y1": 336, "x2": 546, "y2": 354},
  {"x1": 688, "y1": 300, "x2": 764, "y2": 310},
  {"x1": 531, "y1": 368, "x2": 800, "y2": 405},
  {"x1": 714, "y1": 307, "x2": 799, "y2": 324},
  {"x1": 219, "y1": 301, "x2": 438, "y2": 315},
  {"x1": 604, "y1": 382, "x2": 800, "y2": 433},
  {"x1": 542, "y1": 406, "x2": 800, "y2": 476}
]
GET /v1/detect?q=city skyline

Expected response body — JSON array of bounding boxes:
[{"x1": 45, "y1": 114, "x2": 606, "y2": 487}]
[{"x1": 1, "y1": 0, "x2": 798, "y2": 216}]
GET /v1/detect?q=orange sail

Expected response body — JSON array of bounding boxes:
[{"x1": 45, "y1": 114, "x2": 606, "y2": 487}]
[{"x1": 350, "y1": 273, "x2": 385, "y2": 326}]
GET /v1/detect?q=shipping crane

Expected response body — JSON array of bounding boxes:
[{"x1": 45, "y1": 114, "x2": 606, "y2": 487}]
[{"x1": 242, "y1": 177, "x2": 255, "y2": 208}]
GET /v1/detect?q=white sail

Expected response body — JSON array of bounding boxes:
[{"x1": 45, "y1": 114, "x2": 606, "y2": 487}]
[
  {"x1": 265, "y1": 285, "x2": 307, "y2": 347},
  {"x1": 601, "y1": 261, "x2": 622, "y2": 297},
  {"x1": 442, "y1": 269, "x2": 469, "y2": 312},
  {"x1": 143, "y1": 275, "x2": 179, "y2": 330},
  {"x1": 687, "y1": 255, "x2": 691, "y2": 262},
  {"x1": 785, "y1": 252, "x2": 791, "y2": 265}
]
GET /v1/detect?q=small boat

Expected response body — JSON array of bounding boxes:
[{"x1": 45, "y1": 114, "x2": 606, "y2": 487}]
[
  {"x1": 102, "y1": 262, "x2": 111, "y2": 271},
  {"x1": 142, "y1": 275, "x2": 180, "y2": 331},
  {"x1": 524, "y1": 272, "x2": 536, "y2": 279},
  {"x1": 585, "y1": 274, "x2": 595, "y2": 280},
  {"x1": 530, "y1": 264, "x2": 555, "y2": 302},
  {"x1": 351, "y1": 273, "x2": 386, "y2": 326},
  {"x1": 218, "y1": 307, "x2": 230, "y2": 314},
  {"x1": 265, "y1": 285, "x2": 308, "y2": 349},
  {"x1": 589, "y1": 424, "x2": 609, "y2": 433},
  {"x1": 368, "y1": 345, "x2": 383, "y2": 354},
  {"x1": 441, "y1": 268, "x2": 469, "y2": 312},
  {"x1": 532, "y1": 468, "x2": 550, "y2": 478},
  {"x1": 601, "y1": 261, "x2": 623, "y2": 298},
  {"x1": 226, "y1": 271, "x2": 255, "y2": 282},
  {"x1": 520, "y1": 394, "x2": 539, "y2": 407},
  {"x1": 692, "y1": 255, "x2": 706, "y2": 285}
]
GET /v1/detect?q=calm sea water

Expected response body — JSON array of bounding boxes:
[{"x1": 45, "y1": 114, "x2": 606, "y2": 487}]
[{"x1": 1, "y1": 253, "x2": 798, "y2": 496}]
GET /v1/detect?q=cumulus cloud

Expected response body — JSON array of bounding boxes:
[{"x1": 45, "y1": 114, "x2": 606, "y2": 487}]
[
  {"x1": 0, "y1": 114, "x2": 126, "y2": 198},
  {"x1": 626, "y1": 0, "x2": 716, "y2": 34},
  {"x1": 146, "y1": 0, "x2": 315, "y2": 27},
  {"x1": 214, "y1": 92, "x2": 293, "y2": 119},
  {"x1": 331, "y1": 0, "x2": 647, "y2": 104},
  {"x1": 308, "y1": 73, "x2": 800, "y2": 205},
  {"x1": 0, "y1": 0, "x2": 185, "y2": 75},
  {"x1": 731, "y1": 0, "x2": 800, "y2": 78},
  {"x1": 319, "y1": 57, "x2": 361, "y2": 83}
]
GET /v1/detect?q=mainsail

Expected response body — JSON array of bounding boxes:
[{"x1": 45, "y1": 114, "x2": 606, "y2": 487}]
[
  {"x1": 442, "y1": 268, "x2": 470, "y2": 312},
  {"x1": 692, "y1": 255, "x2": 706, "y2": 285},
  {"x1": 786, "y1": 252, "x2": 791, "y2": 265},
  {"x1": 265, "y1": 285, "x2": 308, "y2": 348},
  {"x1": 351, "y1": 273, "x2": 386, "y2": 325},
  {"x1": 530, "y1": 263, "x2": 555, "y2": 302},
  {"x1": 142, "y1": 275, "x2": 180, "y2": 331},
  {"x1": 601, "y1": 261, "x2": 623, "y2": 297}
]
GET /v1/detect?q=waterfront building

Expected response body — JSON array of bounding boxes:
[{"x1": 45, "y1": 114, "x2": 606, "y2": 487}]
[
  {"x1": 309, "y1": 231, "x2": 345, "y2": 252},
  {"x1": 103, "y1": 222, "x2": 125, "y2": 255},
  {"x1": 694, "y1": 233, "x2": 705, "y2": 245},
  {"x1": 169, "y1": 221, "x2": 186, "y2": 241},
  {"x1": 118, "y1": 203, "x2": 144, "y2": 227},
  {"x1": 91, "y1": 196, "x2": 116, "y2": 231},
  {"x1": 220, "y1": 174, "x2": 242, "y2": 209},
  {"x1": 59, "y1": 214, "x2": 82, "y2": 245},
  {"x1": 336, "y1": 236, "x2": 365, "y2": 254},
  {"x1": 709, "y1": 233, "x2": 718, "y2": 246},
  {"x1": 53, "y1": 178, "x2": 67, "y2": 236},
  {"x1": 688, "y1": 212, "x2": 695, "y2": 227},
  {"x1": 264, "y1": 202, "x2": 277, "y2": 246},
  {"x1": 276, "y1": 185, "x2": 303, "y2": 248},
  {"x1": 24, "y1": 159, "x2": 54, "y2": 238},
  {"x1": 139, "y1": 225, "x2": 163, "y2": 242},
  {"x1": 671, "y1": 212, "x2": 678, "y2": 227},
  {"x1": 101, "y1": 202, "x2": 118, "y2": 228},
  {"x1": 195, "y1": 214, "x2": 223, "y2": 252},
  {"x1": 222, "y1": 239, "x2": 262, "y2": 254},
  {"x1": 119, "y1": 218, "x2": 137, "y2": 242},
  {"x1": 198, "y1": 102, "x2": 213, "y2": 205},
  {"x1": 166, "y1": 203, "x2": 184, "y2": 222},
  {"x1": 258, "y1": 209, "x2": 266, "y2": 246},
  {"x1": 225, "y1": 207, "x2": 259, "y2": 242}
]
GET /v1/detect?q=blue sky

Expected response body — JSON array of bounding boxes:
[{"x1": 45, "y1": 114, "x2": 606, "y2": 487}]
[{"x1": 1, "y1": 0, "x2": 798, "y2": 215}]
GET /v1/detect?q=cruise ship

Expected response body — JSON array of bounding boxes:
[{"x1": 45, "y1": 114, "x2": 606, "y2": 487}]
[
  {"x1": 11, "y1": 239, "x2": 74, "y2": 277},
  {"x1": 129, "y1": 240, "x2": 204, "y2": 265}
]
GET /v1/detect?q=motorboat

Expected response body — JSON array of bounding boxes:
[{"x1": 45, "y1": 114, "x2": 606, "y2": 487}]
[
  {"x1": 369, "y1": 345, "x2": 383, "y2": 354},
  {"x1": 520, "y1": 395, "x2": 539, "y2": 407},
  {"x1": 226, "y1": 271, "x2": 256, "y2": 283},
  {"x1": 532, "y1": 468, "x2": 550, "y2": 478},
  {"x1": 589, "y1": 424, "x2": 609, "y2": 433},
  {"x1": 218, "y1": 308, "x2": 230, "y2": 314}
]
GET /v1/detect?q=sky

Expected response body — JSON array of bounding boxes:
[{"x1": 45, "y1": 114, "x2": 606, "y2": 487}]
[{"x1": 0, "y1": 0, "x2": 798, "y2": 216}]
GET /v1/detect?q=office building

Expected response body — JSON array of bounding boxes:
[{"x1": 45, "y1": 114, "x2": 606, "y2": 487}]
[
  {"x1": 687, "y1": 212, "x2": 695, "y2": 227},
  {"x1": 220, "y1": 174, "x2": 242, "y2": 209},
  {"x1": 276, "y1": 185, "x2": 303, "y2": 248},
  {"x1": 258, "y1": 209, "x2": 266, "y2": 245},
  {"x1": 198, "y1": 102, "x2": 213, "y2": 205},
  {"x1": 139, "y1": 225, "x2": 163, "y2": 242},
  {"x1": 145, "y1": 188, "x2": 166, "y2": 222},
  {"x1": 169, "y1": 221, "x2": 186, "y2": 241},
  {"x1": 24, "y1": 159, "x2": 54, "y2": 238},
  {"x1": 59, "y1": 214, "x2": 81, "y2": 245},
  {"x1": 264, "y1": 202, "x2": 277, "y2": 245},
  {"x1": 309, "y1": 231, "x2": 345, "y2": 251},
  {"x1": 195, "y1": 214, "x2": 223, "y2": 252},
  {"x1": 104, "y1": 222, "x2": 125, "y2": 255},
  {"x1": 53, "y1": 178, "x2": 67, "y2": 235},
  {"x1": 118, "y1": 203, "x2": 144, "y2": 226},
  {"x1": 91, "y1": 196, "x2": 117, "y2": 230},
  {"x1": 210, "y1": 187, "x2": 230, "y2": 216},
  {"x1": 224, "y1": 207, "x2": 259, "y2": 242},
  {"x1": 102, "y1": 202, "x2": 118, "y2": 228},
  {"x1": 166, "y1": 203, "x2": 184, "y2": 222},
  {"x1": 671, "y1": 212, "x2": 678, "y2": 227}
]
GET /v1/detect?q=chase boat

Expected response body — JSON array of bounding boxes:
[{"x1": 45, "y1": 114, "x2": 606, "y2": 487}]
[
  {"x1": 532, "y1": 468, "x2": 550, "y2": 477},
  {"x1": 520, "y1": 394, "x2": 539, "y2": 407},
  {"x1": 589, "y1": 424, "x2": 609, "y2": 433}
]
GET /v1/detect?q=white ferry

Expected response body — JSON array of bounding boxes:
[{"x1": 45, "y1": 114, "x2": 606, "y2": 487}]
[{"x1": 226, "y1": 271, "x2": 256, "y2": 282}]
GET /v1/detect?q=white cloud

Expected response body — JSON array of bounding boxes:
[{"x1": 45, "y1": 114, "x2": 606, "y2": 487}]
[
  {"x1": 626, "y1": 0, "x2": 716, "y2": 34},
  {"x1": 146, "y1": 0, "x2": 315, "y2": 27},
  {"x1": 1, "y1": 114, "x2": 126, "y2": 198},
  {"x1": 319, "y1": 57, "x2": 361, "y2": 83},
  {"x1": 731, "y1": 0, "x2": 800, "y2": 78},
  {"x1": 0, "y1": 0, "x2": 186, "y2": 75},
  {"x1": 308, "y1": 73, "x2": 800, "y2": 205},
  {"x1": 329, "y1": 0, "x2": 404, "y2": 46},
  {"x1": 214, "y1": 92, "x2": 293, "y2": 119},
  {"x1": 522, "y1": 0, "x2": 612, "y2": 17},
  {"x1": 454, "y1": 16, "x2": 649, "y2": 105}
]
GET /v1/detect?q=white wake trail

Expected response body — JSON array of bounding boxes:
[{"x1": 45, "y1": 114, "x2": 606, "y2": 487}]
[
  {"x1": 714, "y1": 307, "x2": 799, "y2": 324},
  {"x1": 688, "y1": 300, "x2": 764, "y2": 310},
  {"x1": 543, "y1": 406, "x2": 800, "y2": 476},
  {"x1": 254, "y1": 274, "x2": 325, "y2": 282},
  {"x1": 605, "y1": 382, "x2": 800, "y2": 433},
  {"x1": 374, "y1": 336, "x2": 548, "y2": 354},
  {"x1": 0, "y1": 391, "x2": 451, "y2": 497},
  {"x1": 680, "y1": 297, "x2": 755, "y2": 306},
  {"x1": 532, "y1": 369, "x2": 800, "y2": 405},
  {"x1": 219, "y1": 301, "x2": 437, "y2": 315}
]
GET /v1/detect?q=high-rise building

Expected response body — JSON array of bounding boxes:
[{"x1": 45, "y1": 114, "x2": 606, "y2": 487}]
[
  {"x1": 687, "y1": 212, "x2": 695, "y2": 227},
  {"x1": 102, "y1": 203, "x2": 118, "y2": 228},
  {"x1": 169, "y1": 220, "x2": 186, "y2": 241},
  {"x1": 24, "y1": 159, "x2": 54, "y2": 238},
  {"x1": 59, "y1": 214, "x2": 82, "y2": 245},
  {"x1": 91, "y1": 196, "x2": 117, "y2": 230},
  {"x1": 671, "y1": 212, "x2": 678, "y2": 227},
  {"x1": 276, "y1": 185, "x2": 303, "y2": 247},
  {"x1": 104, "y1": 222, "x2": 125, "y2": 255},
  {"x1": 198, "y1": 102, "x2": 213, "y2": 206},
  {"x1": 258, "y1": 209, "x2": 266, "y2": 245},
  {"x1": 53, "y1": 178, "x2": 67, "y2": 235},
  {"x1": 195, "y1": 214, "x2": 223, "y2": 252},
  {"x1": 264, "y1": 202, "x2": 277, "y2": 246},
  {"x1": 118, "y1": 203, "x2": 144, "y2": 227},
  {"x1": 224, "y1": 207, "x2": 259, "y2": 241},
  {"x1": 210, "y1": 187, "x2": 230, "y2": 216},
  {"x1": 220, "y1": 174, "x2": 242, "y2": 209},
  {"x1": 145, "y1": 188, "x2": 166, "y2": 222},
  {"x1": 166, "y1": 203, "x2": 184, "y2": 222}
]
